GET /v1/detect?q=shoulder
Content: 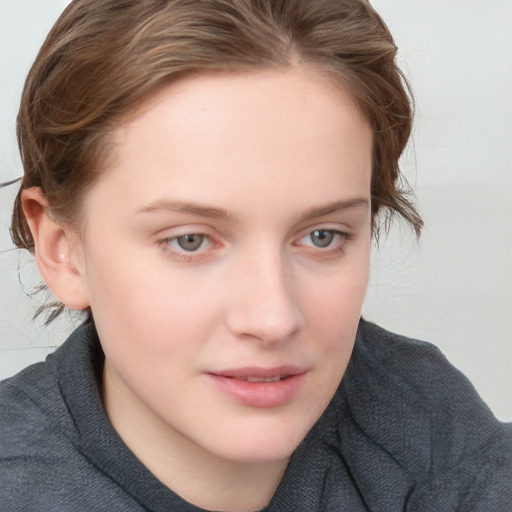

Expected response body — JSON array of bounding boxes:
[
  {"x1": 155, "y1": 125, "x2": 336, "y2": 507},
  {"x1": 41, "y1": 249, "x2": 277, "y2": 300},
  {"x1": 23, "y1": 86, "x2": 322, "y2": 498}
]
[
  {"x1": 0, "y1": 357, "x2": 74, "y2": 509},
  {"x1": 0, "y1": 324, "x2": 124, "y2": 511},
  {"x1": 0, "y1": 321, "x2": 96, "y2": 452},
  {"x1": 337, "y1": 319, "x2": 512, "y2": 510},
  {"x1": 349, "y1": 319, "x2": 493, "y2": 415},
  {"x1": 0, "y1": 356, "x2": 66, "y2": 457},
  {"x1": 0, "y1": 347, "x2": 80, "y2": 471},
  {"x1": 346, "y1": 318, "x2": 508, "y2": 447},
  {"x1": 0, "y1": 323, "x2": 154, "y2": 511}
]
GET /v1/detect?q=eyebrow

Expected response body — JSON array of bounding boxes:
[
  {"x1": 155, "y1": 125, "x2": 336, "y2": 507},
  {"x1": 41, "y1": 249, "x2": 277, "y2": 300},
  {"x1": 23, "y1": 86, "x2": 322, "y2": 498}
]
[
  {"x1": 301, "y1": 197, "x2": 369, "y2": 220},
  {"x1": 136, "y1": 197, "x2": 369, "y2": 221},
  {"x1": 137, "y1": 199, "x2": 232, "y2": 220}
]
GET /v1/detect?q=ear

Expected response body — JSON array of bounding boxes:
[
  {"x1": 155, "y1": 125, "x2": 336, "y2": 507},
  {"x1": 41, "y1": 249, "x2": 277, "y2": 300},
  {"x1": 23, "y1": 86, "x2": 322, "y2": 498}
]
[{"x1": 21, "y1": 187, "x2": 90, "y2": 310}]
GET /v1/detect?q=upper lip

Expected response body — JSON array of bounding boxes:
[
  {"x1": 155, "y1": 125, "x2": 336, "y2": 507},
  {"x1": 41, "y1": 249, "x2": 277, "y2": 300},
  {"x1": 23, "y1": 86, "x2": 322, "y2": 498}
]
[{"x1": 207, "y1": 366, "x2": 307, "y2": 380}]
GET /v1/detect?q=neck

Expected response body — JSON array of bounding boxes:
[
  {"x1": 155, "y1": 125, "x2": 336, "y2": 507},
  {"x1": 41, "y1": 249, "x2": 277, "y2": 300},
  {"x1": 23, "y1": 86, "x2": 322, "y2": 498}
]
[
  {"x1": 103, "y1": 363, "x2": 289, "y2": 511},
  {"x1": 157, "y1": 448, "x2": 288, "y2": 511}
]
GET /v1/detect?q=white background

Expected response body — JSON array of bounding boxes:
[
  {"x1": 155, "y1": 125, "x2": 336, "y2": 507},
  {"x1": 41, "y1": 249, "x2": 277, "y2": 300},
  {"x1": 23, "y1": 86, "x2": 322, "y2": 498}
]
[{"x1": 1, "y1": 0, "x2": 511, "y2": 420}]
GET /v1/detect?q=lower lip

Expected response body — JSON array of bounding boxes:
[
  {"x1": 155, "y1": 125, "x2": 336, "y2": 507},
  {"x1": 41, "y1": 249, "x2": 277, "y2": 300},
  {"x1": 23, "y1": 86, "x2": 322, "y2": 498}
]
[{"x1": 206, "y1": 373, "x2": 306, "y2": 408}]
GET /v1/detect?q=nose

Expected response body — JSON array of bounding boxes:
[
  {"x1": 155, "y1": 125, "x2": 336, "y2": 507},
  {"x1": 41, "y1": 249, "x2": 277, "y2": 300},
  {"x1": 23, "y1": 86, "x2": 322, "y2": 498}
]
[{"x1": 225, "y1": 251, "x2": 305, "y2": 345}]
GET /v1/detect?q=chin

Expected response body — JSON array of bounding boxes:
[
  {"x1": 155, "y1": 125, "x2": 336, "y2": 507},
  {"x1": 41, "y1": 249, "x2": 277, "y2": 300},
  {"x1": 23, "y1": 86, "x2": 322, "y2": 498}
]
[
  {"x1": 222, "y1": 444, "x2": 297, "y2": 465},
  {"x1": 208, "y1": 417, "x2": 312, "y2": 464}
]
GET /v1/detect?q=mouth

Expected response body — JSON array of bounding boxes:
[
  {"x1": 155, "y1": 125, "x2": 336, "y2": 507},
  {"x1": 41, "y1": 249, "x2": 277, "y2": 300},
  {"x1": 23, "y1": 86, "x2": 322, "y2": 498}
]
[
  {"x1": 205, "y1": 366, "x2": 307, "y2": 407},
  {"x1": 211, "y1": 366, "x2": 303, "y2": 381},
  {"x1": 243, "y1": 375, "x2": 287, "y2": 383}
]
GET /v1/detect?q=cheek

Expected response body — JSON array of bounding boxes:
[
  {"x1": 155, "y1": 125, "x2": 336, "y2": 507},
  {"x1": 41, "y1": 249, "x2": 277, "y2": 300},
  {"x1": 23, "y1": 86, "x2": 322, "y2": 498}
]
[
  {"x1": 305, "y1": 252, "x2": 370, "y2": 331},
  {"x1": 83, "y1": 244, "x2": 223, "y2": 357},
  {"x1": 302, "y1": 250, "x2": 369, "y2": 389}
]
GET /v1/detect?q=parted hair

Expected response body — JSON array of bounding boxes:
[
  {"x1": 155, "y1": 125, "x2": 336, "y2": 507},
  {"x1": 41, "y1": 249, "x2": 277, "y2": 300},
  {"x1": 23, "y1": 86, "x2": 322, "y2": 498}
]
[{"x1": 12, "y1": 0, "x2": 422, "y2": 250}]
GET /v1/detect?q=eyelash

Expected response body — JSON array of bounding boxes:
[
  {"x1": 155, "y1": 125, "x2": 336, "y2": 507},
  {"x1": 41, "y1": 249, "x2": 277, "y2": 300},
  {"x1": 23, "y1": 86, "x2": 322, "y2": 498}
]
[
  {"x1": 157, "y1": 228, "x2": 352, "y2": 262},
  {"x1": 296, "y1": 229, "x2": 352, "y2": 260},
  {"x1": 296, "y1": 229, "x2": 349, "y2": 250},
  {"x1": 157, "y1": 233, "x2": 213, "y2": 262}
]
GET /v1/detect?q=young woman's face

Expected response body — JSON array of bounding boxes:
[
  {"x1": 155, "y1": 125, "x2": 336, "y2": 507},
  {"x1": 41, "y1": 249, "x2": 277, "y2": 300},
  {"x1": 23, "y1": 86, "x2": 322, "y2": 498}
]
[{"x1": 76, "y1": 69, "x2": 372, "y2": 464}]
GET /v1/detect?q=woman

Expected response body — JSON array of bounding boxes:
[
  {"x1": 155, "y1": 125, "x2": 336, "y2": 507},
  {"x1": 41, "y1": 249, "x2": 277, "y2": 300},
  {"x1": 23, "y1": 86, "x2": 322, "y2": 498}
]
[{"x1": 1, "y1": 1, "x2": 511, "y2": 510}]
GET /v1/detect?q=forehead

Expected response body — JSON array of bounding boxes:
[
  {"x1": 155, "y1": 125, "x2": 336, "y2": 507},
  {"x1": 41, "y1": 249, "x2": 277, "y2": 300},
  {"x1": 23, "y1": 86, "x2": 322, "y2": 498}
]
[
  {"x1": 86, "y1": 68, "x2": 372, "y2": 222},
  {"x1": 134, "y1": 67, "x2": 368, "y2": 138}
]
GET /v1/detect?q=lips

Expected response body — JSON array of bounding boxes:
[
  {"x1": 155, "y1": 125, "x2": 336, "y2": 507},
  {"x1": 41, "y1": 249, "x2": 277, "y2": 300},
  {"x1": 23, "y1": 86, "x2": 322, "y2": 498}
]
[{"x1": 205, "y1": 366, "x2": 307, "y2": 408}]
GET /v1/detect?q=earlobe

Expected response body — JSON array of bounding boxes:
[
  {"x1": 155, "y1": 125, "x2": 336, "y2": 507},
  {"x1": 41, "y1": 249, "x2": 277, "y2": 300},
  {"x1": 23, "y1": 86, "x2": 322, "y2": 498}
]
[{"x1": 21, "y1": 187, "x2": 90, "y2": 310}]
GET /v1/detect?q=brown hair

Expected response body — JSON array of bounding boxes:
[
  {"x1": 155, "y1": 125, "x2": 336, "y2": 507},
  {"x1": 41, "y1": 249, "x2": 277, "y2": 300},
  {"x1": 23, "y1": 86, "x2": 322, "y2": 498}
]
[{"x1": 12, "y1": 0, "x2": 422, "y2": 316}]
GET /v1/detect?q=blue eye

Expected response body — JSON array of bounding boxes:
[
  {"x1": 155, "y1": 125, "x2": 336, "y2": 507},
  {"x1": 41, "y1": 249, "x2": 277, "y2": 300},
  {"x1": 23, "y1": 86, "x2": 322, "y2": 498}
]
[
  {"x1": 157, "y1": 232, "x2": 216, "y2": 261},
  {"x1": 309, "y1": 230, "x2": 335, "y2": 248},
  {"x1": 173, "y1": 234, "x2": 207, "y2": 251},
  {"x1": 296, "y1": 229, "x2": 350, "y2": 254}
]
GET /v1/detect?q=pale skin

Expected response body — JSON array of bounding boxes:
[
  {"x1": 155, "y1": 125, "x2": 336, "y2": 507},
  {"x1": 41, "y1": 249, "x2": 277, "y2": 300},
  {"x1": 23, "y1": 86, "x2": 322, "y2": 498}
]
[{"x1": 22, "y1": 67, "x2": 373, "y2": 511}]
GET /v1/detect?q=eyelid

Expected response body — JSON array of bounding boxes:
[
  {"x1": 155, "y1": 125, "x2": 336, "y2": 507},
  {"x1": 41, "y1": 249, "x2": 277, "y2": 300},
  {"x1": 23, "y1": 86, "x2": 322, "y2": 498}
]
[
  {"x1": 295, "y1": 221, "x2": 351, "y2": 240},
  {"x1": 169, "y1": 233, "x2": 212, "y2": 252},
  {"x1": 292, "y1": 226, "x2": 353, "y2": 260},
  {"x1": 154, "y1": 224, "x2": 353, "y2": 263},
  {"x1": 297, "y1": 229, "x2": 346, "y2": 245},
  {"x1": 155, "y1": 225, "x2": 222, "y2": 261}
]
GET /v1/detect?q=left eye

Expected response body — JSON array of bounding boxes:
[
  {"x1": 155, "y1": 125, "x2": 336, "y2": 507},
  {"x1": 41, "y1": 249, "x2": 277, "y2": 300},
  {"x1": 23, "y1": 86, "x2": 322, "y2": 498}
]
[
  {"x1": 171, "y1": 234, "x2": 209, "y2": 252},
  {"x1": 300, "y1": 229, "x2": 343, "y2": 248}
]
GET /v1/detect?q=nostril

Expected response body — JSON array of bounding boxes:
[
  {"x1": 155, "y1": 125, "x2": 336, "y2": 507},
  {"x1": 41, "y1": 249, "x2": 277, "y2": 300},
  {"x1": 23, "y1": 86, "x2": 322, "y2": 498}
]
[{"x1": 226, "y1": 302, "x2": 304, "y2": 344}]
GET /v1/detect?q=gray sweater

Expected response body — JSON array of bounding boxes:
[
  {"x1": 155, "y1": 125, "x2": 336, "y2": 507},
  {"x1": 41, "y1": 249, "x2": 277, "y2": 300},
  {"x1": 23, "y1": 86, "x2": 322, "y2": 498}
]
[{"x1": 1, "y1": 319, "x2": 511, "y2": 511}]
